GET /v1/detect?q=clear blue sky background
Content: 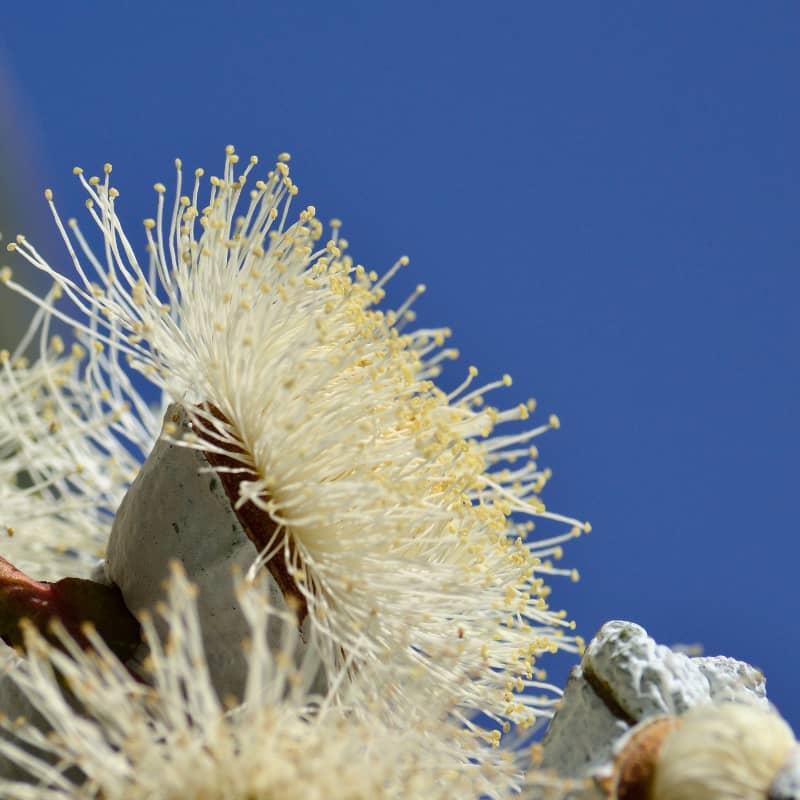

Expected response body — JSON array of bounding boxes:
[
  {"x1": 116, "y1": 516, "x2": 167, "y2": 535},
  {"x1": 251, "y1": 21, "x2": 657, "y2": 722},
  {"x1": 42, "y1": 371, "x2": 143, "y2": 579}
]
[{"x1": 1, "y1": 3, "x2": 798, "y2": 730}]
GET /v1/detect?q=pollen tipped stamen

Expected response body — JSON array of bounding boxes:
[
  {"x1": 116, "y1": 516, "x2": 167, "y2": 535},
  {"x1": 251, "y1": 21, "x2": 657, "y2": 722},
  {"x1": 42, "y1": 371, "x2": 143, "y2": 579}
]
[{"x1": 4, "y1": 146, "x2": 585, "y2": 732}]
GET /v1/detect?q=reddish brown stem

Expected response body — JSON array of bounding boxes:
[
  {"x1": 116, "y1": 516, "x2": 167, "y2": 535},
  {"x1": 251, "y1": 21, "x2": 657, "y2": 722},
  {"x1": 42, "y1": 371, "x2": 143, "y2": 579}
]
[
  {"x1": 195, "y1": 403, "x2": 308, "y2": 623},
  {"x1": 0, "y1": 555, "x2": 141, "y2": 663}
]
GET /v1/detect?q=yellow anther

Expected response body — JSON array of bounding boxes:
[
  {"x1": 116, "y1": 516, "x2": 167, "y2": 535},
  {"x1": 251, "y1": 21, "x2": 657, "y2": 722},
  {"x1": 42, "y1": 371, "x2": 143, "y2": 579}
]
[
  {"x1": 0, "y1": 266, "x2": 12, "y2": 281},
  {"x1": 153, "y1": 182, "x2": 166, "y2": 194},
  {"x1": 548, "y1": 413, "x2": 561, "y2": 429},
  {"x1": 44, "y1": 188, "x2": 53, "y2": 201},
  {"x1": 103, "y1": 163, "x2": 112, "y2": 174},
  {"x1": 277, "y1": 152, "x2": 291, "y2": 162},
  {"x1": 143, "y1": 219, "x2": 156, "y2": 229},
  {"x1": 225, "y1": 144, "x2": 235, "y2": 156},
  {"x1": 72, "y1": 166, "x2": 83, "y2": 175}
]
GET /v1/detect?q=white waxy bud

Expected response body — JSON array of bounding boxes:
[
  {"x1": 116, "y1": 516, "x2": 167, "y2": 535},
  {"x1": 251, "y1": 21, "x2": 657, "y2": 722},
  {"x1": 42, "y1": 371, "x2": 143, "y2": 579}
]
[
  {"x1": 539, "y1": 620, "x2": 768, "y2": 780},
  {"x1": 581, "y1": 621, "x2": 767, "y2": 722},
  {"x1": 105, "y1": 404, "x2": 323, "y2": 701}
]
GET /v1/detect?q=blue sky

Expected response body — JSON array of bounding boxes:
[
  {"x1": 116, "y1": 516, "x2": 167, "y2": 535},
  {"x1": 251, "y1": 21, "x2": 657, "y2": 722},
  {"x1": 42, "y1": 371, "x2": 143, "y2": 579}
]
[{"x1": 1, "y1": 3, "x2": 798, "y2": 730}]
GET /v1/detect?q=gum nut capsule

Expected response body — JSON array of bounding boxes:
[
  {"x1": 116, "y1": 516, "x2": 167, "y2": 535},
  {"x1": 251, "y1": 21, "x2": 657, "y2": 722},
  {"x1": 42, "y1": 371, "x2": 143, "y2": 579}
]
[{"x1": 597, "y1": 715, "x2": 682, "y2": 799}]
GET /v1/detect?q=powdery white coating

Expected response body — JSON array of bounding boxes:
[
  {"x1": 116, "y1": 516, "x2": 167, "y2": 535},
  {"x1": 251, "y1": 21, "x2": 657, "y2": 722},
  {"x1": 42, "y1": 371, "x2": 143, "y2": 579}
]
[
  {"x1": 538, "y1": 666, "x2": 627, "y2": 776},
  {"x1": 770, "y1": 747, "x2": 800, "y2": 799},
  {"x1": 582, "y1": 621, "x2": 767, "y2": 721},
  {"x1": 538, "y1": 620, "x2": 769, "y2": 782},
  {"x1": 0, "y1": 565, "x2": 520, "y2": 800},
  {"x1": 652, "y1": 703, "x2": 796, "y2": 800},
  {"x1": 106, "y1": 403, "x2": 300, "y2": 700},
  {"x1": 693, "y1": 654, "x2": 768, "y2": 706}
]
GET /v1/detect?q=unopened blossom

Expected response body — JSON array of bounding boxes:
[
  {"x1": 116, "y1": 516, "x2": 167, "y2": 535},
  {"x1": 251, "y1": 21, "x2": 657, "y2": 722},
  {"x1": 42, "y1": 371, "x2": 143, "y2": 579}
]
[
  {"x1": 4, "y1": 147, "x2": 589, "y2": 738},
  {"x1": 652, "y1": 703, "x2": 799, "y2": 800},
  {"x1": 0, "y1": 564, "x2": 520, "y2": 800}
]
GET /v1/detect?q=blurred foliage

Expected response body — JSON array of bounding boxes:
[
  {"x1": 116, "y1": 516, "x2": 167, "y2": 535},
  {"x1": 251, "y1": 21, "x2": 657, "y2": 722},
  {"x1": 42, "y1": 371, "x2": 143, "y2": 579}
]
[{"x1": 0, "y1": 61, "x2": 51, "y2": 351}]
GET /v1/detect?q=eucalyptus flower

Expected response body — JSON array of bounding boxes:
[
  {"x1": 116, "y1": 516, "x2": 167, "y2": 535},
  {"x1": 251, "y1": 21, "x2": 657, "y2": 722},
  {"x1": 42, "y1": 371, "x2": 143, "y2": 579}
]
[
  {"x1": 0, "y1": 301, "x2": 154, "y2": 580},
  {"x1": 0, "y1": 563, "x2": 520, "y2": 800},
  {"x1": 3, "y1": 146, "x2": 588, "y2": 738}
]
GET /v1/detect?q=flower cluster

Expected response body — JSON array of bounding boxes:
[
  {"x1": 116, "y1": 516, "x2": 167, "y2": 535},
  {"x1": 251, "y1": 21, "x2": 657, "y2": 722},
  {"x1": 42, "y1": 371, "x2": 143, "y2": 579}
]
[
  {"x1": 0, "y1": 147, "x2": 587, "y2": 797},
  {"x1": 0, "y1": 563, "x2": 519, "y2": 800},
  {"x1": 0, "y1": 312, "x2": 147, "y2": 580}
]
